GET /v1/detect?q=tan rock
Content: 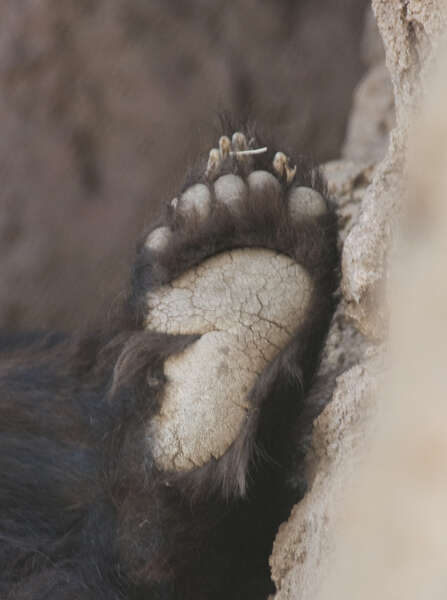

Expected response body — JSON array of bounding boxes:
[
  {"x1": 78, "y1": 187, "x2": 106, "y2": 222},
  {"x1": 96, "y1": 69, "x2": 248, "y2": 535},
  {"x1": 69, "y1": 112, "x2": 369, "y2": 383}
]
[
  {"x1": 343, "y1": 8, "x2": 394, "y2": 164},
  {"x1": 342, "y1": 64, "x2": 395, "y2": 164},
  {"x1": 342, "y1": 0, "x2": 447, "y2": 339},
  {"x1": 317, "y1": 44, "x2": 447, "y2": 600},
  {"x1": 270, "y1": 363, "x2": 378, "y2": 600},
  {"x1": 270, "y1": 4, "x2": 447, "y2": 599},
  {"x1": 322, "y1": 159, "x2": 374, "y2": 243}
]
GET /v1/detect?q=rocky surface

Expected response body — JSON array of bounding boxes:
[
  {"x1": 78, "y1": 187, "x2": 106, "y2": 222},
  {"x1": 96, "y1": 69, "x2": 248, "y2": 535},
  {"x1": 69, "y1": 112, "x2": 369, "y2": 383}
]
[
  {"x1": 342, "y1": 64, "x2": 394, "y2": 164},
  {"x1": 342, "y1": 9, "x2": 395, "y2": 164},
  {"x1": 270, "y1": 159, "x2": 377, "y2": 599},
  {"x1": 271, "y1": 362, "x2": 378, "y2": 600},
  {"x1": 270, "y1": 2, "x2": 447, "y2": 599},
  {"x1": 343, "y1": 0, "x2": 447, "y2": 339},
  {"x1": 317, "y1": 44, "x2": 447, "y2": 600}
]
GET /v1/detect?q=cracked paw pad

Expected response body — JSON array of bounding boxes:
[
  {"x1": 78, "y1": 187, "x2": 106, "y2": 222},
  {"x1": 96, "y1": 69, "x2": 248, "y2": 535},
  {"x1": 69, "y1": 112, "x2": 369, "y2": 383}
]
[{"x1": 146, "y1": 249, "x2": 312, "y2": 471}]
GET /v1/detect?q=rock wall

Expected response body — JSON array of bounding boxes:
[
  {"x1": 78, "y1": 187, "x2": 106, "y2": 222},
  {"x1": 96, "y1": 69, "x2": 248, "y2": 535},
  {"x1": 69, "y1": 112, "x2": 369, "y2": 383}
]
[
  {"x1": 317, "y1": 42, "x2": 447, "y2": 599},
  {"x1": 270, "y1": 2, "x2": 447, "y2": 598},
  {"x1": 343, "y1": 0, "x2": 447, "y2": 339}
]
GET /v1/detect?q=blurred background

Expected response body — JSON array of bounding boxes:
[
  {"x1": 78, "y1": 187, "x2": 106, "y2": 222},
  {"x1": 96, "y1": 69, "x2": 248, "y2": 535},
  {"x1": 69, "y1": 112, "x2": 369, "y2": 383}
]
[{"x1": 0, "y1": 0, "x2": 370, "y2": 332}]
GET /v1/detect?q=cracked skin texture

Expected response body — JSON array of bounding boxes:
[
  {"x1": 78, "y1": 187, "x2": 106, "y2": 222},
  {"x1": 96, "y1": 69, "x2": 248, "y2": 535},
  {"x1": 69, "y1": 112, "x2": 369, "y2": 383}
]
[{"x1": 145, "y1": 248, "x2": 313, "y2": 471}]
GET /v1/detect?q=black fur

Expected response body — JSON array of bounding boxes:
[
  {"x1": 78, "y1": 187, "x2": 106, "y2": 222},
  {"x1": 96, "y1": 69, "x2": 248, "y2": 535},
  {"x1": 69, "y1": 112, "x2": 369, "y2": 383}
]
[{"x1": 0, "y1": 126, "x2": 339, "y2": 599}]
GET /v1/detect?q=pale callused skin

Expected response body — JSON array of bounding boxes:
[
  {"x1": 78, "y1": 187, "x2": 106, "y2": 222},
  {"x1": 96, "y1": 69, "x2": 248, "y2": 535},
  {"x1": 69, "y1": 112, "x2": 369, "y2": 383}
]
[
  {"x1": 144, "y1": 132, "x2": 327, "y2": 473},
  {"x1": 146, "y1": 249, "x2": 312, "y2": 471}
]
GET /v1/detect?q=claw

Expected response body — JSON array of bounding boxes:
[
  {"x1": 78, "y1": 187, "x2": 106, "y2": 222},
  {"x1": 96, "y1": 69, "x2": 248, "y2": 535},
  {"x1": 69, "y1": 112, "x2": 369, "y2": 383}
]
[
  {"x1": 273, "y1": 152, "x2": 296, "y2": 184},
  {"x1": 273, "y1": 152, "x2": 286, "y2": 176},
  {"x1": 206, "y1": 133, "x2": 268, "y2": 179},
  {"x1": 232, "y1": 132, "x2": 248, "y2": 152},
  {"x1": 219, "y1": 136, "x2": 231, "y2": 159},
  {"x1": 206, "y1": 148, "x2": 221, "y2": 179},
  {"x1": 231, "y1": 131, "x2": 260, "y2": 168},
  {"x1": 287, "y1": 164, "x2": 297, "y2": 184}
]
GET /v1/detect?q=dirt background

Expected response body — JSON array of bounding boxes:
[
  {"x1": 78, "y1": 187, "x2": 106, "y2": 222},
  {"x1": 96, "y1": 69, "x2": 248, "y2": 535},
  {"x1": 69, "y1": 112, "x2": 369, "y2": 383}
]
[{"x1": 0, "y1": 0, "x2": 369, "y2": 332}]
